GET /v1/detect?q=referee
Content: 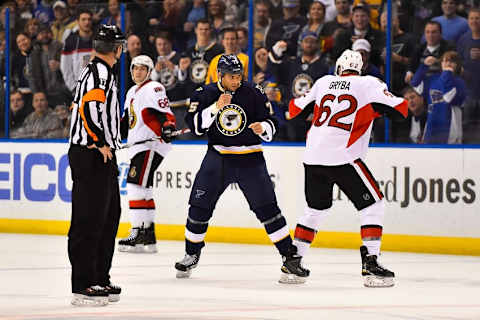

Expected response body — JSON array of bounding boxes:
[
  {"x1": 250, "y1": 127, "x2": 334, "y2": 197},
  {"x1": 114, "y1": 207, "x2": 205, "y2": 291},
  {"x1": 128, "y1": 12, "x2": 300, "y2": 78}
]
[{"x1": 68, "y1": 25, "x2": 126, "y2": 306}]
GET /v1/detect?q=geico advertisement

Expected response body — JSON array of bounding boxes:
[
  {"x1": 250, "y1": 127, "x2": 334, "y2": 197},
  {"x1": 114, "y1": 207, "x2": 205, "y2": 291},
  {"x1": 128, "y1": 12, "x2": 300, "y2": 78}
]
[{"x1": 0, "y1": 143, "x2": 479, "y2": 237}]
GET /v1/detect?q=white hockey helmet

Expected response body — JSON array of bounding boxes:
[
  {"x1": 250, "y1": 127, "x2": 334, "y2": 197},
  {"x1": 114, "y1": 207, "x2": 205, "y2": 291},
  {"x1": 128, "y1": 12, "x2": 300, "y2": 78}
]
[
  {"x1": 130, "y1": 55, "x2": 154, "y2": 84},
  {"x1": 335, "y1": 49, "x2": 363, "y2": 75}
]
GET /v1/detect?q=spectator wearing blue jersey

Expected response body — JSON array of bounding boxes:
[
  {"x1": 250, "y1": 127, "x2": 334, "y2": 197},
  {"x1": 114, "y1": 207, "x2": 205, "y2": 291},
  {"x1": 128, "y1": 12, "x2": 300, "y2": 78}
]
[
  {"x1": 432, "y1": 0, "x2": 469, "y2": 45},
  {"x1": 458, "y1": 7, "x2": 480, "y2": 143},
  {"x1": 411, "y1": 51, "x2": 466, "y2": 144}
]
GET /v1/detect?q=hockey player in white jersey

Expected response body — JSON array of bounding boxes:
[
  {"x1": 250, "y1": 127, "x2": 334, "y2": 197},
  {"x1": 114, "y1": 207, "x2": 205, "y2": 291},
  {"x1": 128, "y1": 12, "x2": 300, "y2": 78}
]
[
  {"x1": 118, "y1": 55, "x2": 176, "y2": 253},
  {"x1": 288, "y1": 50, "x2": 408, "y2": 287}
]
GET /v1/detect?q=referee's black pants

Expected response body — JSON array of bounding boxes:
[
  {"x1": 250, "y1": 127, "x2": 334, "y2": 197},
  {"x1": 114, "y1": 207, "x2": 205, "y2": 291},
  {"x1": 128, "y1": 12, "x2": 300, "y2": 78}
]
[{"x1": 67, "y1": 145, "x2": 121, "y2": 293}]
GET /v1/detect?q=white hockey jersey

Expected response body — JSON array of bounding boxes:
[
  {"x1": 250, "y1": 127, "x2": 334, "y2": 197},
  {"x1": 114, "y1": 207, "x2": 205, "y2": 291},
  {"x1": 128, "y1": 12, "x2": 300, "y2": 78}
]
[
  {"x1": 289, "y1": 75, "x2": 407, "y2": 165},
  {"x1": 125, "y1": 80, "x2": 176, "y2": 159}
]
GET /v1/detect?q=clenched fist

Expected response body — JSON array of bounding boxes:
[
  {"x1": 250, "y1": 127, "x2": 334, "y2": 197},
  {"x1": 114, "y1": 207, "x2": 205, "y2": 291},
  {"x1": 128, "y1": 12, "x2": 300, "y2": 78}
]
[
  {"x1": 248, "y1": 122, "x2": 264, "y2": 135},
  {"x1": 216, "y1": 93, "x2": 232, "y2": 111}
]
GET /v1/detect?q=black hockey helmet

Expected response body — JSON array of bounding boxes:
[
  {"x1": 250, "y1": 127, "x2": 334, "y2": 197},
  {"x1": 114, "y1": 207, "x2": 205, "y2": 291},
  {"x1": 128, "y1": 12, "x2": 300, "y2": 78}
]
[
  {"x1": 217, "y1": 54, "x2": 243, "y2": 77},
  {"x1": 94, "y1": 24, "x2": 126, "y2": 54}
]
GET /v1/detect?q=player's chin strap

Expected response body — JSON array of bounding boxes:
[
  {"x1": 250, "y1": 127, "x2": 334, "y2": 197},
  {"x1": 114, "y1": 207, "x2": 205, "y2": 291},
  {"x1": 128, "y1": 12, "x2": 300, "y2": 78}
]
[
  {"x1": 118, "y1": 128, "x2": 191, "y2": 150},
  {"x1": 217, "y1": 78, "x2": 236, "y2": 96}
]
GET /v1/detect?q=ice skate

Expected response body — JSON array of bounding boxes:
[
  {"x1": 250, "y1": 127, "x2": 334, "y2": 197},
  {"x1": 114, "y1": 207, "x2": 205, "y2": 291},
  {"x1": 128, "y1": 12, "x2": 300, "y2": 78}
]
[
  {"x1": 71, "y1": 286, "x2": 108, "y2": 307},
  {"x1": 279, "y1": 246, "x2": 310, "y2": 284},
  {"x1": 142, "y1": 223, "x2": 158, "y2": 253},
  {"x1": 175, "y1": 252, "x2": 201, "y2": 278},
  {"x1": 104, "y1": 283, "x2": 121, "y2": 302},
  {"x1": 118, "y1": 225, "x2": 155, "y2": 253},
  {"x1": 360, "y1": 246, "x2": 395, "y2": 287}
]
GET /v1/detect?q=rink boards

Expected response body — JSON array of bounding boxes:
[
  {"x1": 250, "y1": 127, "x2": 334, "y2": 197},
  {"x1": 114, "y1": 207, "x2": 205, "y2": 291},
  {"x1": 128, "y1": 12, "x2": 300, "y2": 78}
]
[{"x1": 0, "y1": 141, "x2": 479, "y2": 255}]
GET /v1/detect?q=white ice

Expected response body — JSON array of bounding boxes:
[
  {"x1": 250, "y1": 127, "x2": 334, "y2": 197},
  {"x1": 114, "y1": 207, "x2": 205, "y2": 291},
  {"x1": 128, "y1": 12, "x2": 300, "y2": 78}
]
[{"x1": 1, "y1": 233, "x2": 479, "y2": 320}]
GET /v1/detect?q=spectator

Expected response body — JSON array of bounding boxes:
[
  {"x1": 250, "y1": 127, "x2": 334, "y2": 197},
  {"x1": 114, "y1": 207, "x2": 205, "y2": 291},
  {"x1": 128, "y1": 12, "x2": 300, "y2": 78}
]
[
  {"x1": 29, "y1": 24, "x2": 71, "y2": 107},
  {"x1": 51, "y1": 1, "x2": 76, "y2": 43},
  {"x1": 60, "y1": 9, "x2": 94, "y2": 93},
  {"x1": 208, "y1": 0, "x2": 233, "y2": 41},
  {"x1": 322, "y1": 0, "x2": 352, "y2": 37},
  {"x1": 151, "y1": 33, "x2": 184, "y2": 103},
  {"x1": 297, "y1": 1, "x2": 326, "y2": 56},
  {"x1": 125, "y1": 34, "x2": 143, "y2": 90},
  {"x1": 353, "y1": 0, "x2": 382, "y2": 30},
  {"x1": 319, "y1": 0, "x2": 338, "y2": 23},
  {"x1": 380, "y1": 11, "x2": 416, "y2": 95},
  {"x1": 129, "y1": 0, "x2": 162, "y2": 48},
  {"x1": 1, "y1": 2, "x2": 23, "y2": 36},
  {"x1": 405, "y1": 21, "x2": 455, "y2": 84},
  {"x1": 16, "y1": 0, "x2": 34, "y2": 33},
  {"x1": 205, "y1": 27, "x2": 249, "y2": 84},
  {"x1": 240, "y1": 0, "x2": 272, "y2": 49},
  {"x1": 410, "y1": 0, "x2": 443, "y2": 36},
  {"x1": 54, "y1": 103, "x2": 71, "y2": 138},
  {"x1": 11, "y1": 91, "x2": 64, "y2": 139},
  {"x1": 252, "y1": 46, "x2": 276, "y2": 86},
  {"x1": 151, "y1": 0, "x2": 187, "y2": 51},
  {"x1": 236, "y1": 26, "x2": 248, "y2": 52},
  {"x1": 9, "y1": 90, "x2": 33, "y2": 133},
  {"x1": 333, "y1": 3, "x2": 385, "y2": 68},
  {"x1": 24, "y1": 18, "x2": 40, "y2": 41},
  {"x1": 101, "y1": 0, "x2": 130, "y2": 31},
  {"x1": 432, "y1": 0, "x2": 469, "y2": 45},
  {"x1": 268, "y1": 31, "x2": 329, "y2": 140},
  {"x1": 183, "y1": 0, "x2": 207, "y2": 47},
  {"x1": 13, "y1": 33, "x2": 34, "y2": 94},
  {"x1": 458, "y1": 7, "x2": 480, "y2": 143},
  {"x1": 391, "y1": 86, "x2": 428, "y2": 144},
  {"x1": 224, "y1": 0, "x2": 242, "y2": 25},
  {"x1": 32, "y1": 0, "x2": 54, "y2": 26},
  {"x1": 180, "y1": 19, "x2": 224, "y2": 89},
  {"x1": 265, "y1": 81, "x2": 288, "y2": 140},
  {"x1": 266, "y1": 0, "x2": 285, "y2": 20},
  {"x1": 411, "y1": 51, "x2": 466, "y2": 144},
  {"x1": 266, "y1": 0, "x2": 307, "y2": 59}
]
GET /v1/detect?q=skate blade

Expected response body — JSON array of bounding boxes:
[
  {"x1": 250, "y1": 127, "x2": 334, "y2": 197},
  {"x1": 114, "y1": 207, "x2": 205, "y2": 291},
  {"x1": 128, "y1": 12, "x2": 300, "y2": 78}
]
[
  {"x1": 108, "y1": 294, "x2": 120, "y2": 302},
  {"x1": 71, "y1": 295, "x2": 108, "y2": 307},
  {"x1": 176, "y1": 269, "x2": 192, "y2": 279},
  {"x1": 363, "y1": 275, "x2": 395, "y2": 287},
  {"x1": 118, "y1": 244, "x2": 157, "y2": 253},
  {"x1": 278, "y1": 272, "x2": 306, "y2": 284}
]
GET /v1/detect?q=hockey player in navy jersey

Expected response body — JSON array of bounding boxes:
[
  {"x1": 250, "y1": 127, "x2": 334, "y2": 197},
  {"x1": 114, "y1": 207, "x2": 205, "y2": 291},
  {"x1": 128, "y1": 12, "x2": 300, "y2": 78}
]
[{"x1": 175, "y1": 54, "x2": 309, "y2": 283}]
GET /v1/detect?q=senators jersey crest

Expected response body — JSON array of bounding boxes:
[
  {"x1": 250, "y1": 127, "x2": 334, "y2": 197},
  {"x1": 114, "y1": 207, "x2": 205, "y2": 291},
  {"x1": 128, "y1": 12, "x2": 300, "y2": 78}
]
[
  {"x1": 128, "y1": 99, "x2": 137, "y2": 129},
  {"x1": 215, "y1": 104, "x2": 247, "y2": 136}
]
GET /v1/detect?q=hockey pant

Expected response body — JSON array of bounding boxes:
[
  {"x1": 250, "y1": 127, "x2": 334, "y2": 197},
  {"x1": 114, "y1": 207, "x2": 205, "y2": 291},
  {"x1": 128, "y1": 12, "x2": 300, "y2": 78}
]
[
  {"x1": 126, "y1": 150, "x2": 163, "y2": 228},
  {"x1": 293, "y1": 160, "x2": 385, "y2": 257},
  {"x1": 184, "y1": 149, "x2": 292, "y2": 256}
]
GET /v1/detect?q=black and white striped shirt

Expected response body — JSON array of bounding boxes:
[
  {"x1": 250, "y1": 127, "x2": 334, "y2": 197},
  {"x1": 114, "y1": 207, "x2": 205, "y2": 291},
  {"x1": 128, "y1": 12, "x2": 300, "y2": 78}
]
[{"x1": 69, "y1": 57, "x2": 121, "y2": 149}]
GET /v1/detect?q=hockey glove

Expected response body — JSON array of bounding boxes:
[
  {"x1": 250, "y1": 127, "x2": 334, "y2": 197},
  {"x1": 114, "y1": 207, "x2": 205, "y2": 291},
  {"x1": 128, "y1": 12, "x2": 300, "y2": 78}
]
[{"x1": 161, "y1": 125, "x2": 176, "y2": 143}]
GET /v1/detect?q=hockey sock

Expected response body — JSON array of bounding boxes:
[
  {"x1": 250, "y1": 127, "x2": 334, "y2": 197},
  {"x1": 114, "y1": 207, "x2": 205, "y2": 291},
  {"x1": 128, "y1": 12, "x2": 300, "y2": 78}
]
[
  {"x1": 263, "y1": 213, "x2": 291, "y2": 256},
  {"x1": 185, "y1": 206, "x2": 211, "y2": 255},
  {"x1": 359, "y1": 201, "x2": 385, "y2": 256},
  {"x1": 127, "y1": 183, "x2": 155, "y2": 228},
  {"x1": 292, "y1": 206, "x2": 330, "y2": 256}
]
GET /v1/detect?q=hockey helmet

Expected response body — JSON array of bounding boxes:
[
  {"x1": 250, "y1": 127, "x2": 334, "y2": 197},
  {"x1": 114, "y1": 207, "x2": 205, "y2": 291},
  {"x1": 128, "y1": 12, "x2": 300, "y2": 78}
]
[
  {"x1": 217, "y1": 54, "x2": 243, "y2": 77},
  {"x1": 130, "y1": 55, "x2": 154, "y2": 85},
  {"x1": 335, "y1": 49, "x2": 363, "y2": 75},
  {"x1": 94, "y1": 24, "x2": 126, "y2": 54}
]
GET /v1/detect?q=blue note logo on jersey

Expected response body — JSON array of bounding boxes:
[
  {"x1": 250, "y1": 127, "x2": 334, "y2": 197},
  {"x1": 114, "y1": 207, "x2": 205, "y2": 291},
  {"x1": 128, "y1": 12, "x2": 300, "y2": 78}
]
[{"x1": 216, "y1": 104, "x2": 247, "y2": 136}]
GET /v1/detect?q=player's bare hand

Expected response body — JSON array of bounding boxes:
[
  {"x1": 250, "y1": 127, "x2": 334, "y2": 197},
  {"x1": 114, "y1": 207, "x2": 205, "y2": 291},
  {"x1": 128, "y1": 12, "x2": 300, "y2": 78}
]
[
  {"x1": 424, "y1": 56, "x2": 438, "y2": 66},
  {"x1": 98, "y1": 146, "x2": 113, "y2": 163},
  {"x1": 248, "y1": 122, "x2": 264, "y2": 135},
  {"x1": 216, "y1": 93, "x2": 232, "y2": 110}
]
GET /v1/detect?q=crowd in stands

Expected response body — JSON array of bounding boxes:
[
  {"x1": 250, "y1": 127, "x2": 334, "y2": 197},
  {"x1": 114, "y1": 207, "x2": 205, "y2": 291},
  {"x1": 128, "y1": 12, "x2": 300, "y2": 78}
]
[{"x1": 0, "y1": 0, "x2": 479, "y2": 144}]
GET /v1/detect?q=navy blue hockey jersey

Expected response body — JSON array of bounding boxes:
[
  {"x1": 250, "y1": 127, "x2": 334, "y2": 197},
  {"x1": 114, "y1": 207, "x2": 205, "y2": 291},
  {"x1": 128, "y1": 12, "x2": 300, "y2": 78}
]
[{"x1": 185, "y1": 81, "x2": 278, "y2": 160}]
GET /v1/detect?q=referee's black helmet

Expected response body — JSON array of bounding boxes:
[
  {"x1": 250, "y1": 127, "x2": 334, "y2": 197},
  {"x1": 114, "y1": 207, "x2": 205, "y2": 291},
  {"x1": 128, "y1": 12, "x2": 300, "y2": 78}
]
[
  {"x1": 94, "y1": 24, "x2": 126, "y2": 54},
  {"x1": 217, "y1": 54, "x2": 243, "y2": 77}
]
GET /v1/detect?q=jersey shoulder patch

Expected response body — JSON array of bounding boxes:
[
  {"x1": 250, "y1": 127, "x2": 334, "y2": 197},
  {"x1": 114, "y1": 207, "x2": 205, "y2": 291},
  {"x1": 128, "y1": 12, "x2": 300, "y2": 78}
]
[{"x1": 255, "y1": 84, "x2": 265, "y2": 94}]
